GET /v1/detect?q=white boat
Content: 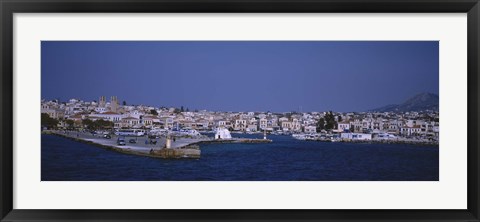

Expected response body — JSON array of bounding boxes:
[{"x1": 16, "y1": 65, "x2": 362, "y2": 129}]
[
  {"x1": 292, "y1": 134, "x2": 307, "y2": 140},
  {"x1": 173, "y1": 129, "x2": 201, "y2": 136},
  {"x1": 304, "y1": 134, "x2": 319, "y2": 140}
]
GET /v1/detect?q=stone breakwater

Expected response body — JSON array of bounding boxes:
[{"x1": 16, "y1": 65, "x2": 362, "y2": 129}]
[
  {"x1": 47, "y1": 131, "x2": 202, "y2": 159},
  {"x1": 45, "y1": 131, "x2": 272, "y2": 159}
]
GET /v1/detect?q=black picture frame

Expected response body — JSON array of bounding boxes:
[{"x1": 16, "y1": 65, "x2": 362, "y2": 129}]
[{"x1": 1, "y1": 0, "x2": 479, "y2": 221}]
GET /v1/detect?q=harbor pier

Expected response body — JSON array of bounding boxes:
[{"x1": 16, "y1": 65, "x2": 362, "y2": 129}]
[{"x1": 46, "y1": 130, "x2": 272, "y2": 159}]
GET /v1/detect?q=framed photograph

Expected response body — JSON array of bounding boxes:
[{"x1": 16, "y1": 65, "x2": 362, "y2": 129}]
[{"x1": 1, "y1": 0, "x2": 479, "y2": 221}]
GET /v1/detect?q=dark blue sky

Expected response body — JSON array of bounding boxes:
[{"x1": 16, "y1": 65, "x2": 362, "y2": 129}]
[{"x1": 41, "y1": 41, "x2": 438, "y2": 112}]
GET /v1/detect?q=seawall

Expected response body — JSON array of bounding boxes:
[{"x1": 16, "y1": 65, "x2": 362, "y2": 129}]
[{"x1": 48, "y1": 131, "x2": 201, "y2": 159}]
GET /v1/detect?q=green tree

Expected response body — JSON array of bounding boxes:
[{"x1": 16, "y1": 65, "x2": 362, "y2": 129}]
[
  {"x1": 96, "y1": 119, "x2": 114, "y2": 129},
  {"x1": 324, "y1": 111, "x2": 337, "y2": 130},
  {"x1": 41, "y1": 113, "x2": 59, "y2": 129},
  {"x1": 350, "y1": 125, "x2": 355, "y2": 132},
  {"x1": 316, "y1": 117, "x2": 325, "y2": 132},
  {"x1": 82, "y1": 119, "x2": 94, "y2": 130},
  {"x1": 337, "y1": 115, "x2": 343, "y2": 123},
  {"x1": 150, "y1": 109, "x2": 158, "y2": 115},
  {"x1": 180, "y1": 106, "x2": 184, "y2": 112},
  {"x1": 122, "y1": 101, "x2": 127, "y2": 106},
  {"x1": 65, "y1": 119, "x2": 75, "y2": 129},
  {"x1": 82, "y1": 119, "x2": 113, "y2": 131}
]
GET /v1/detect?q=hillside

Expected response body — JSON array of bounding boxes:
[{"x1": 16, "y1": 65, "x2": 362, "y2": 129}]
[{"x1": 370, "y1": 93, "x2": 439, "y2": 112}]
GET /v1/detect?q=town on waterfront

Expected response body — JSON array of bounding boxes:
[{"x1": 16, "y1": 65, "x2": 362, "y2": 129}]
[
  {"x1": 41, "y1": 41, "x2": 439, "y2": 181},
  {"x1": 42, "y1": 93, "x2": 439, "y2": 147}
]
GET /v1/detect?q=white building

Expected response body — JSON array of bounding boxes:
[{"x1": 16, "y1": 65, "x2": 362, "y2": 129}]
[
  {"x1": 89, "y1": 112, "x2": 123, "y2": 123},
  {"x1": 259, "y1": 118, "x2": 268, "y2": 130},
  {"x1": 234, "y1": 119, "x2": 247, "y2": 131},
  {"x1": 246, "y1": 124, "x2": 258, "y2": 132},
  {"x1": 340, "y1": 133, "x2": 372, "y2": 141},
  {"x1": 292, "y1": 118, "x2": 302, "y2": 132},
  {"x1": 215, "y1": 128, "x2": 232, "y2": 139},
  {"x1": 400, "y1": 126, "x2": 422, "y2": 136},
  {"x1": 281, "y1": 121, "x2": 292, "y2": 131},
  {"x1": 335, "y1": 122, "x2": 350, "y2": 133}
]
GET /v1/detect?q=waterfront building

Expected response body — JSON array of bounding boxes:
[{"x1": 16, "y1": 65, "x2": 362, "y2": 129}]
[
  {"x1": 217, "y1": 120, "x2": 227, "y2": 127},
  {"x1": 340, "y1": 132, "x2": 372, "y2": 141},
  {"x1": 234, "y1": 119, "x2": 247, "y2": 131},
  {"x1": 372, "y1": 119, "x2": 383, "y2": 130},
  {"x1": 142, "y1": 115, "x2": 160, "y2": 127},
  {"x1": 267, "y1": 118, "x2": 278, "y2": 129},
  {"x1": 349, "y1": 119, "x2": 363, "y2": 132},
  {"x1": 400, "y1": 126, "x2": 422, "y2": 136},
  {"x1": 247, "y1": 124, "x2": 258, "y2": 132},
  {"x1": 162, "y1": 117, "x2": 174, "y2": 129},
  {"x1": 281, "y1": 121, "x2": 292, "y2": 131},
  {"x1": 259, "y1": 118, "x2": 268, "y2": 130},
  {"x1": 335, "y1": 122, "x2": 350, "y2": 133},
  {"x1": 122, "y1": 116, "x2": 141, "y2": 128},
  {"x1": 292, "y1": 118, "x2": 302, "y2": 132}
]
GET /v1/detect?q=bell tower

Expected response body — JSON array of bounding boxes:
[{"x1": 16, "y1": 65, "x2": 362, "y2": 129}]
[
  {"x1": 99, "y1": 96, "x2": 106, "y2": 107},
  {"x1": 110, "y1": 96, "x2": 118, "y2": 112}
]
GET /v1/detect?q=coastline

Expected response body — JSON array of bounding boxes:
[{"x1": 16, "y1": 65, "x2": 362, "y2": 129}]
[
  {"x1": 306, "y1": 138, "x2": 439, "y2": 146},
  {"x1": 231, "y1": 131, "x2": 438, "y2": 146}
]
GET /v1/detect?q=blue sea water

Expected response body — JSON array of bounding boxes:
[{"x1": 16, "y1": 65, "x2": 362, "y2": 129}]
[{"x1": 41, "y1": 134, "x2": 439, "y2": 181}]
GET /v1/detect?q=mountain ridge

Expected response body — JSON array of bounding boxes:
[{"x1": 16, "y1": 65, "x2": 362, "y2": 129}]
[{"x1": 369, "y1": 92, "x2": 439, "y2": 113}]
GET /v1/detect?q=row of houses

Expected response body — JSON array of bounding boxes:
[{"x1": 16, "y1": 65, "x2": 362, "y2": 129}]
[{"x1": 41, "y1": 97, "x2": 439, "y2": 140}]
